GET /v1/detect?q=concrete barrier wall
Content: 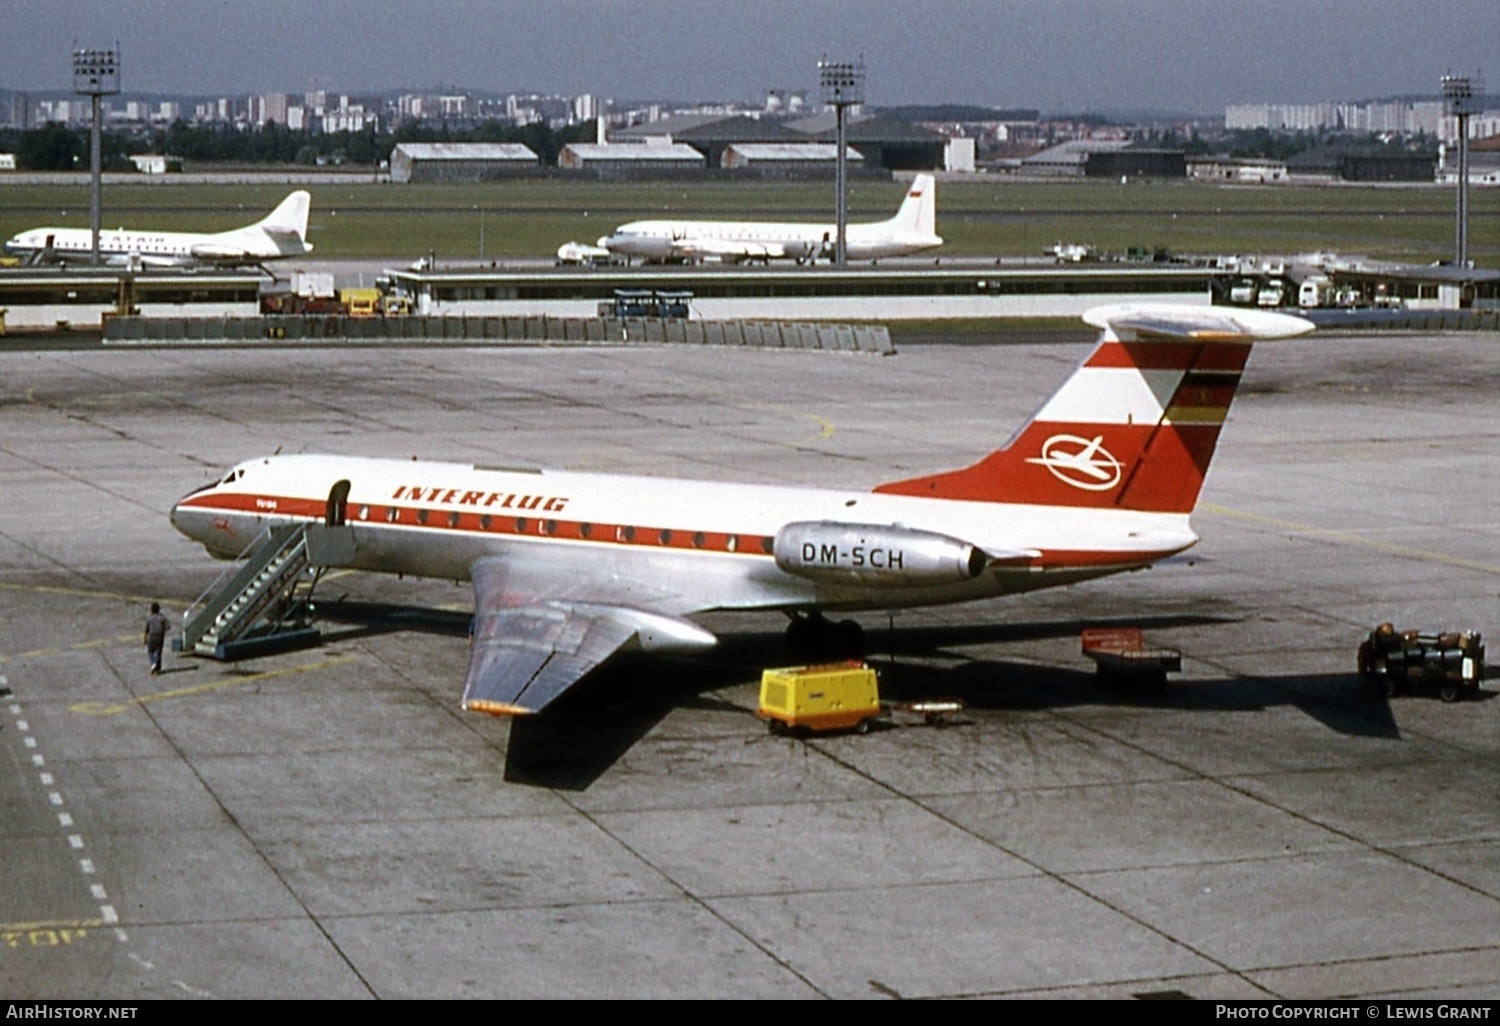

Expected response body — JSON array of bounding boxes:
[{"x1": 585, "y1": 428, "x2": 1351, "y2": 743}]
[
  {"x1": 91, "y1": 308, "x2": 1500, "y2": 350},
  {"x1": 101, "y1": 314, "x2": 896, "y2": 353}
]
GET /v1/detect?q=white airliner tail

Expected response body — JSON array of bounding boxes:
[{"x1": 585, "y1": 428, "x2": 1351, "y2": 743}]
[
  {"x1": 884, "y1": 174, "x2": 937, "y2": 239},
  {"x1": 196, "y1": 190, "x2": 313, "y2": 262},
  {"x1": 253, "y1": 190, "x2": 312, "y2": 241}
]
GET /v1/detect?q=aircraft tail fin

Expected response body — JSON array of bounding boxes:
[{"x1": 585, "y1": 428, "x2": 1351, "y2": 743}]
[
  {"x1": 253, "y1": 191, "x2": 312, "y2": 248},
  {"x1": 873, "y1": 304, "x2": 1314, "y2": 514},
  {"x1": 257, "y1": 191, "x2": 310, "y2": 234},
  {"x1": 887, "y1": 174, "x2": 936, "y2": 238}
]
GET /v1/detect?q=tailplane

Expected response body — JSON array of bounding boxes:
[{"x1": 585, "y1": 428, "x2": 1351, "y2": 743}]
[{"x1": 874, "y1": 304, "x2": 1314, "y2": 514}]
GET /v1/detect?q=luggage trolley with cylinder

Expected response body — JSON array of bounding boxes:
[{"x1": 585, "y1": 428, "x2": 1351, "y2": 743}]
[{"x1": 1358, "y1": 623, "x2": 1485, "y2": 702}]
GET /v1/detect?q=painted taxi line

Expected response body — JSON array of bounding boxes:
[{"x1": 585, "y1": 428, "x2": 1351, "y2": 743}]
[{"x1": 1, "y1": 673, "x2": 126, "y2": 950}]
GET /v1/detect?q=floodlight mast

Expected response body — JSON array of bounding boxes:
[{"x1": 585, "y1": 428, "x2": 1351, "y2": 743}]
[
  {"x1": 818, "y1": 58, "x2": 864, "y2": 266},
  {"x1": 1442, "y1": 74, "x2": 1478, "y2": 268},
  {"x1": 72, "y1": 46, "x2": 120, "y2": 268}
]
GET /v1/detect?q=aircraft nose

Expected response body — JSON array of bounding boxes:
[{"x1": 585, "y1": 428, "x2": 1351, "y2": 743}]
[
  {"x1": 169, "y1": 480, "x2": 219, "y2": 538},
  {"x1": 168, "y1": 497, "x2": 193, "y2": 537}
]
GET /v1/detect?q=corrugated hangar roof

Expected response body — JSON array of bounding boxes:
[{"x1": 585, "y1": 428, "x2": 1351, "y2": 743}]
[
  {"x1": 561, "y1": 143, "x2": 705, "y2": 161},
  {"x1": 1021, "y1": 139, "x2": 1131, "y2": 166},
  {"x1": 612, "y1": 113, "x2": 740, "y2": 139},
  {"x1": 786, "y1": 112, "x2": 948, "y2": 142},
  {"x1": 669, "y1": 115, "x2": 806, "y2": 143},
  {"x1": 392, "y1": 142, "x2": 538, "y2": 161},
  {"x1": 725, "y1": 143, "x2": 863, "y2": 161}
]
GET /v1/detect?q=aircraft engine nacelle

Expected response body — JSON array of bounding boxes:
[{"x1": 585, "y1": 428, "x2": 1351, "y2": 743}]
[
  {"x1": 189, "y1": 242, "x2": 249, "y2": 263},
  {"x1": 773, "y1": 521, "x2": 989, "y2": 589}
]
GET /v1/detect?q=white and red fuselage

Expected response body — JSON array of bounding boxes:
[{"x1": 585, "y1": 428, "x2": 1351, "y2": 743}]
[
  {"x1": 171, "y1": 453, "x2": 1196, "y2": 615},
  {"x1": 169, "y1": 305, "x2": 1315, "y2": 714}
]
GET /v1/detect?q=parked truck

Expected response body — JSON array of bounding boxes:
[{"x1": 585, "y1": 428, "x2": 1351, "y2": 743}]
[
  {"x1": 1298, "y1": 275, "x2": 1334, "y2": 308},
  {"x1": 259, "y1": 274, "x2": 409, "y2": 317}
]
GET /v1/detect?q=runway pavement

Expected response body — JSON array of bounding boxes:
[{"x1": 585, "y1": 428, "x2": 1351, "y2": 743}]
[{"x1": 1, "y1": 327, "x2": 1497, "y2": 999}]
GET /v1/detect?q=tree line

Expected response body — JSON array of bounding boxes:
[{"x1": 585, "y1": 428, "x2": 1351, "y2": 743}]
[{"x1": 0, "y1": 118, "x2": 599, "y2": 170}]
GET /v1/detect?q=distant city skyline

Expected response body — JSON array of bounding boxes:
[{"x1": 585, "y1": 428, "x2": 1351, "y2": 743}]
[{"x1": 1, "y1": 0, "x2": 1495, "y2": 116}]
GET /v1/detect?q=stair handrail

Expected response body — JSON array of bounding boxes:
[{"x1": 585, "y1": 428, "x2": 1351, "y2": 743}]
[
  {"x1": 180, "y1": 521, "x2": 306, "y2": 650},
  {"x1": 208, "y1": 538, "x2": 313, "y2": 648}
]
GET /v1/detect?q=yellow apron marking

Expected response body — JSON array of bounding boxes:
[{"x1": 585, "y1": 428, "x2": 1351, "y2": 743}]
[
  {"x1": 69, "y1": 656, "x2": 355, "y2": 716},
  {"x1": 1202, "y1": 503, "x2": 1500, "y2": 576},
  {"x1": 1, "y1": 633, "x2": 138, "y2": 665},
  {"x1": 0, "y1": 918, "x2": 103, "y2": 949},
  {"x1": 0, "y1": 581, "x2": 162, "y2": 606}
]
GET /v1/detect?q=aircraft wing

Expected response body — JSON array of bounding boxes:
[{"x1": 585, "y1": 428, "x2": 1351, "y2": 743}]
[
  {"x1": 461, "y1": 552, "x2": 717, "y2": 716},
  {"x1": 189, "y1": 242, "x2": 258, "y2": 264},
  {"x1": 675, "y1": 238, "x2": 788, "y2": 262},
  {"x1": 127, "y1": 253, "x2": 194, "y2": 269}
]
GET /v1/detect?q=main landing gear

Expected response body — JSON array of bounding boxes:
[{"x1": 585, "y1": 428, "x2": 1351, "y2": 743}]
[{"x1": 784, "y1": 612, "x2": 865, "y2": 662}]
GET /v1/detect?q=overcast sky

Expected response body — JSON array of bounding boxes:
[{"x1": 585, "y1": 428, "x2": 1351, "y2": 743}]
[{"x1": 2, "y1": 0, "x2": 1494, "y2": 115}]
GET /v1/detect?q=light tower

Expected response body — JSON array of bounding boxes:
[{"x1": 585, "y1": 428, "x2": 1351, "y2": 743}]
[
  {"x1": 818, "y1": 57, "x2": 864, "y2": 266},
  {"x1": 1441, "y1": 74, "x2": 1480, "y2": 268},
  {"x1": 72, "y1": 45, "x2": 120, "y2": 267}
]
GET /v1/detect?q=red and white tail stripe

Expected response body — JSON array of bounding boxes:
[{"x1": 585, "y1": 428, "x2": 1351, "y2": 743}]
[{"x1": 874, "y1": 304, "x2": 1314, "y2": 514}]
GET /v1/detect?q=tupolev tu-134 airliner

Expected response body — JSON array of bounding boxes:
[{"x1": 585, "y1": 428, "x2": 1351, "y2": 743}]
[{"x1": 171, "y1": 303, "x2": 1316, "y2": 717}]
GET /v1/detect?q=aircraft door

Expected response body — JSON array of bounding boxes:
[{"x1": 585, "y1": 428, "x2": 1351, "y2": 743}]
[{"x1": 325, "y1": 479, "x2": 351, "y2": 526}]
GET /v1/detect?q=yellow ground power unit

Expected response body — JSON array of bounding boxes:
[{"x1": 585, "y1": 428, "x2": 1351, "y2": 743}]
[{"x1": 758, "y1": 660, "x2": 881, "y2": 735}]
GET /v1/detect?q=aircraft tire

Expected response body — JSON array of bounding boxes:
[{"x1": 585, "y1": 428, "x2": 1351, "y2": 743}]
[{"x1": 833, "y1": 619, "x2": 865, "y2": 659}]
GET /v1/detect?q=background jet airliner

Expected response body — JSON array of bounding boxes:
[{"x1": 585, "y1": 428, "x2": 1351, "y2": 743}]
[
  {"x1": 171, "y1": 303, "x2": 1314, "y2": 717},
  {"x1": 3, "y1": 190, "x2": 313, "y2": 270},
  {"x1": 599, "y1": 174, "x2": 942, "y2": 264}
]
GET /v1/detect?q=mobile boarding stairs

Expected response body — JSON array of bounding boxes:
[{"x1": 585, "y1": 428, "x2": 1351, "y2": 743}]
[{"x1": 179, "y1": 520, "x2": 354, "y2": 660}]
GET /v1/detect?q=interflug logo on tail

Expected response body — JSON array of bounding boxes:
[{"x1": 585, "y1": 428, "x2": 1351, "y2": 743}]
[{"x1": 1026, "y1": 434, "x2": 1123, "y2": 491}]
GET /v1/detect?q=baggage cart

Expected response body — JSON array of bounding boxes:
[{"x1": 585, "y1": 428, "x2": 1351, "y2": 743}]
[
  {"x1": 1081, "y1": 627, "x2": 1182, "y2": 685},
  {"x1": 1358, "y1": 623, "x2": 1484, "y2": 702}
]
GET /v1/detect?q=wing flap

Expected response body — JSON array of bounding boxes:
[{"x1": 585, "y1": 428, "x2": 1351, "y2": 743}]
[
  {"x1": 459, "y1": 554, "x2": 716, "y2": 717},
  {"x1": 676, "y1": 239, "x2": 786, "y2": 262},
  {"x1": 463, "y1": 603, "x2": 635, "y2": 715}
]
